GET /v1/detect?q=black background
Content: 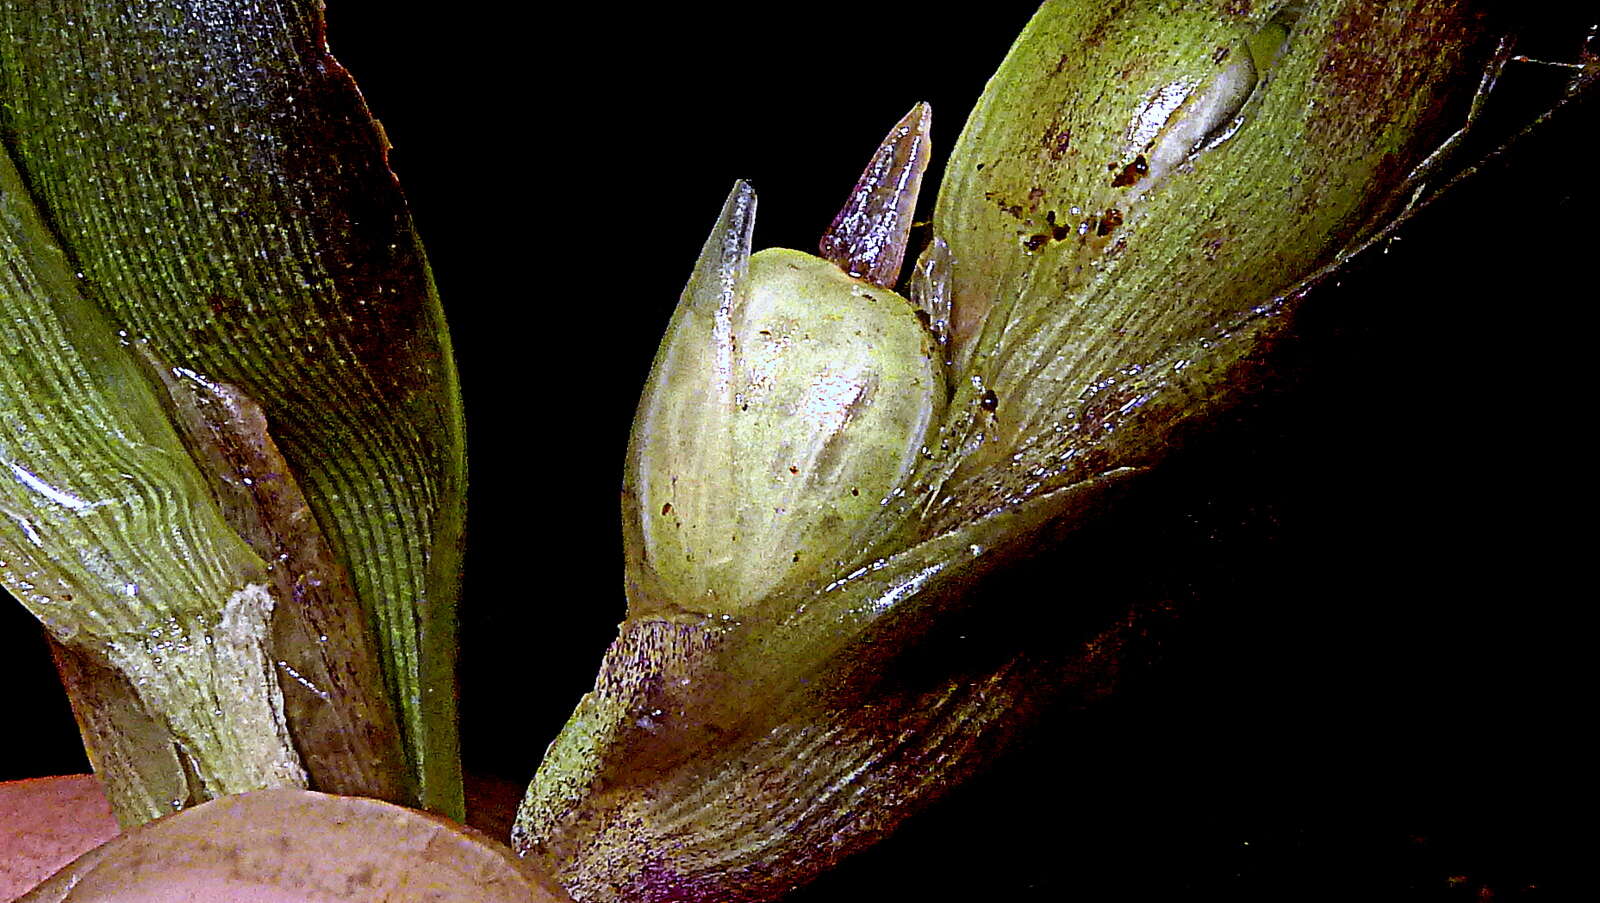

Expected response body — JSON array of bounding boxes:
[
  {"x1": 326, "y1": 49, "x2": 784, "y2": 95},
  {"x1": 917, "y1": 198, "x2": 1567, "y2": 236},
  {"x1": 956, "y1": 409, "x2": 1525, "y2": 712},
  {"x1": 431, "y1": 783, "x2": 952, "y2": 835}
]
[{"x1": 2, "y1": 4, "x2": 1587, "y2": 900}]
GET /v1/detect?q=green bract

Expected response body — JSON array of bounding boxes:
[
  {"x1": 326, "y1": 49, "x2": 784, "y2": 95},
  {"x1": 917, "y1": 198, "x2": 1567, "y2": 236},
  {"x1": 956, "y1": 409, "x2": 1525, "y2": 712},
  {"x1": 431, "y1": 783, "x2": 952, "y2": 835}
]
[
  {"x1": 515, "y1": 2, "x2": 1497, "y2": 900},
  {"x1": 918, "y1": 0, "x2": 1487, "y2": 529}
]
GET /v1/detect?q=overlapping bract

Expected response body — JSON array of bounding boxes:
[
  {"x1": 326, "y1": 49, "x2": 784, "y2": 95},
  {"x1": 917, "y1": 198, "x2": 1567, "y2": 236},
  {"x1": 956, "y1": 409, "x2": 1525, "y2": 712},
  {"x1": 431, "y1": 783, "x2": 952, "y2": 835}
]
[{"x1": 515, "y1": 2, "x2": 1494, "y2": 900}]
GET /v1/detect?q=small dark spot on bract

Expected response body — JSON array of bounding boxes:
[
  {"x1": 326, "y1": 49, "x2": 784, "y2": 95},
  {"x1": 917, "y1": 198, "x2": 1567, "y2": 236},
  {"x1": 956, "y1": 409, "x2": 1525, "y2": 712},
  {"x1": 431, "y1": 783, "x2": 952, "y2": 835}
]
[
  {"x1": 981, "y1": 389, "x2": 999, "y2": 412},
  {"x1": 789, "y1": 465, "x2": 799, "y2": 474},
  {"x1": 1052, "y1": 129, "x2": 1072, "y2": 159},
  {"x1": 976, "y1": 162, "x2": 985, "y2": 170},
  {"x1": 792, "y1": 552, "x2": 801, "y2": 563},
  {"x1": 851, "y1": 488, "x2": 860, "y2": 496},
  {"x1": 1024, "y1": 234, "x2": 1048, "y2": 252},
  {"x1": 1097, "y1": 208, "x2": 1124, "y2": 236},
  {"x1": 1110, "y1": 155, "x2": 1148, "y2": 187},
  {"x1": 662, "y1": 503, "x2": 673, "y2": 516},
  {"x1": 915, "y1": 309, "x2": 932, "y2": 328}
]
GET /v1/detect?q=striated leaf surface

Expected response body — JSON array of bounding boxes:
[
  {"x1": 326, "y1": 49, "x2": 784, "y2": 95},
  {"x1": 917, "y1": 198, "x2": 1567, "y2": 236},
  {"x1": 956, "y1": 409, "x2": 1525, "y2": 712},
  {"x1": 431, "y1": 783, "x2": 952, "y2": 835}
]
[
  {"x1": 0, "y1": 0, "x2": 467, "y2": 817},
  {"x1": 916, "y1": 0, "x2": 1490, "y2": 531},
  {"x1": 0, "y1": 145, "x2": 305, "y2": 825}
]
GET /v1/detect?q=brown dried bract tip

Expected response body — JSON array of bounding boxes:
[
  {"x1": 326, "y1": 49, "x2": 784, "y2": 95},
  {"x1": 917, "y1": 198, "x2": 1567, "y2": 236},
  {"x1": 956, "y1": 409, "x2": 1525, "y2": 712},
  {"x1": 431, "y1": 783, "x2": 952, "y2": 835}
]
[{"x1": 819, "y1": 101, "x2": 932, "y2": 289}]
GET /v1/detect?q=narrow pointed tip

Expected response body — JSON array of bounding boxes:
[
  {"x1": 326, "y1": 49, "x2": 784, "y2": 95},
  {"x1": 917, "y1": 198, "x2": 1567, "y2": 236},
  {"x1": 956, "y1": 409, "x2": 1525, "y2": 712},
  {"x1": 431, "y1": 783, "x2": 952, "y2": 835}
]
[
  {"x1": 718, "y1": 179, "x2": 758, "y2": 258},
  {"x1": 907, "y1": 100, "x2": 932, "y2": 132},
  {"x1": 686, "y1": 180, "x2": 758, "y2": 314},
  {"x1": 726, "y1": 178, "x2": 757, "y2": 220},
  {"x1": 819, "y1": 102, "x2": 934, "y2": 290}
]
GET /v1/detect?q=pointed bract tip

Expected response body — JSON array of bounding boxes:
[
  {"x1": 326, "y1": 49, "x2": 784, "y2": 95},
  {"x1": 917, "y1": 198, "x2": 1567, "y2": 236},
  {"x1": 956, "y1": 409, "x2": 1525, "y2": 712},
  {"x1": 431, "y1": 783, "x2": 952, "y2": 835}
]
[
  {"x1": 819, "y1": 102, "x2": 933, "y2": 290},
  {"x1": 686, "y1": 180, "x2": 758, "y2": 314}
]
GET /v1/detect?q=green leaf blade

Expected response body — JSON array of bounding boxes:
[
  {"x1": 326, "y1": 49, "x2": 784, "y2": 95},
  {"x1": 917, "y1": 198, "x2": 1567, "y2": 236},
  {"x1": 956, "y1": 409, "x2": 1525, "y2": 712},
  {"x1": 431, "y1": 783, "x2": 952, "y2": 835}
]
[{"x1": 0, "y1": 1, "x2": 467, "y2": 817}]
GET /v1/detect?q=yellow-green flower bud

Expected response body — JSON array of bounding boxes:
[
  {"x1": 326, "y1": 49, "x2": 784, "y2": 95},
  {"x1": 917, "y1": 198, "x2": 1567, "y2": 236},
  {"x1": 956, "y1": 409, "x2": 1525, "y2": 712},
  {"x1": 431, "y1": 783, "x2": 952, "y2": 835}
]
[
  {"x1": 625, "y1": 229, "x2": 945, "y2": 617},
  {"x1": 624, "y1": 104, "x2": 942, "y2": 621}
]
